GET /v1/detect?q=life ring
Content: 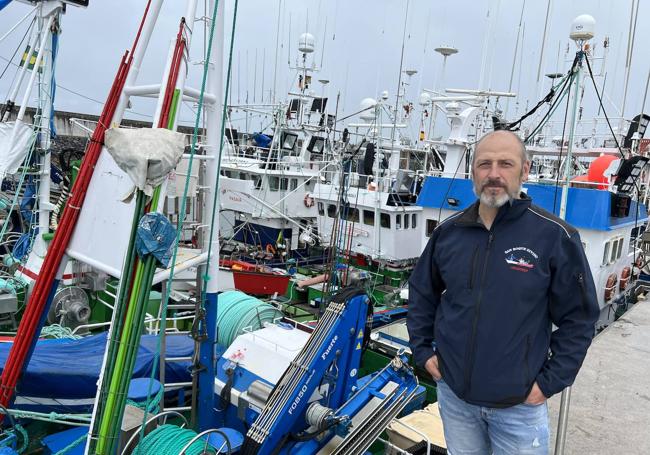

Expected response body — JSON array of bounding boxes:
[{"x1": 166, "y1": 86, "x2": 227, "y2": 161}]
[
  {"x1": 304, "y1": 193, "x2": 315, "y2": 208},
  {"x1": 620, "y1": 266, "x2": 631, "y2": 291},
  {"x1": 604, "y1": 273, "x2": 617, "y2": 302},
  {"x1": 265, "y1": 243, "x2": 276, "y2": 255}
]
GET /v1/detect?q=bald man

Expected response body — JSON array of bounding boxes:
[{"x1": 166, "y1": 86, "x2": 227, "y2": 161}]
[{"x1": 407, "y1": 131, "x2": 599, "y2": 454}]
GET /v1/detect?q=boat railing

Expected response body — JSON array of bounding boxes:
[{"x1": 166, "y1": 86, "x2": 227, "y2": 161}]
[{"x1": 378, "y1": 417, "x2": 435, "y2": 455}]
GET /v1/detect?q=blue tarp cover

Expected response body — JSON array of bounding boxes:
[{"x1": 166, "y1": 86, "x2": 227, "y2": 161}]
[{"x1": 0, "y1": 332, "x2": 193, "y2": 411}]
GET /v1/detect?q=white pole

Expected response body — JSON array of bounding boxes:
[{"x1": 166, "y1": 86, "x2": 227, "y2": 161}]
[
  {"x1": 111, "y1": 0, "x2": 165, "y2": 125},
  {"x1": 203, "y1": 0, "x2": 224, "y2": 294},
  {"x1": 34, "y1": 11, "x2": 59, "y2": 258},
  {"x1": 620, "y1": 0, "x2": 639, "y2": 130},
  {"x1": 15, "y1": 16, "x2": 53, "y2": 122},
  {"x1": 0, "y1": 5, "x2": 37, "y2": 46},
  {"x1": 2, "y1": 22, "x2": 38, "y2": 122},
  {"x1": 559, "y1": 56, "x2": 582, "y2": 220}
]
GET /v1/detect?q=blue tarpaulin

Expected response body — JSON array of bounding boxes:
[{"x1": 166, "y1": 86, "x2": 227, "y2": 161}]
[{"x1": 0, "y1": 332, "x2": 193, "y2": 413}]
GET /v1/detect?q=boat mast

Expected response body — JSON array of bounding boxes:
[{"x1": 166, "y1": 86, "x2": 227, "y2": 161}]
[
  {"x1": 555, "y1": 14, "x2": 596, "y2": 455},
  {"x1": 620, "y1": 0, "x2": 639, "y2": 130}
]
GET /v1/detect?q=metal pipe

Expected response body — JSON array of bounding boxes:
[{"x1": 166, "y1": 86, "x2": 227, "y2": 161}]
[
  {"x1": 152, "y1": 251, "x2": 208, "y2": 285},
  {"x1": 554, "y1": 387, "x2": 572, "y2": 454}
]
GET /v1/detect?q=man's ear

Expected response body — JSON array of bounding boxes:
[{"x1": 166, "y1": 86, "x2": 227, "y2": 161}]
[{"x1": 522, "y1": 160, "x2": 531, "y2": 181}]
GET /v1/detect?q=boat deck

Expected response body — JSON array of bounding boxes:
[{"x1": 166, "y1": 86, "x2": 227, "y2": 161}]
[{"x1": 548, "y1": 297, "x2": 650, "y2": 454}]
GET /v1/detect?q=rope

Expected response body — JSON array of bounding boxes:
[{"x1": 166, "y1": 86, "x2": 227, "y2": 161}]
[
  {"x1": 53, "y1": 432, "x2": 86, "y2": 455},
  {"x1": 216, "y1": 291, "x2": 282, "y2": 347},
  {"x1": 133, "y1": 425, "x2": 216, "y2": 455},
  {"x1": 126, "y1": 386, "x2": 163, "y2": 413},
  {"x1": 39, "y1": 324, "x2": 81, "y2": 340}
]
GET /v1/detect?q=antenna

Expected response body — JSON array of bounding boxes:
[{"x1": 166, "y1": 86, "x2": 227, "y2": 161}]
[
  {"x1": 320, "y1": 17, "x2": 327, "y2": 69},
  {"x1": 262, "y1": 48, "x2": 266, "y2": 103},
  {"x1": 288, "y1": 13, "x2": 292, "y2": 65}
]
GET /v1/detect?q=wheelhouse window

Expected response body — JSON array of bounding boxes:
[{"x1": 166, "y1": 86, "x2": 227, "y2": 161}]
[
  {"x1": 318, "y1": 202, "x2": 324, "y2": 216},
  {"x1": 364, "y1": 210, "x2": 375, "y2": 226},
  {"x1": 412, "y1": 214, "x2": 417, "y2": 229},
  {"x1": 252, "y1": 175, "x2": 262, "y2": 190},
  {"x1": 327, "y1": 204, "x2": 337, "y2": 218},
  {"x1": 269, "y1": 176, "x2": 279, "y2": 191},
  {"x1": 381, "y1": 213, "x2": 390, "y2": 228}
]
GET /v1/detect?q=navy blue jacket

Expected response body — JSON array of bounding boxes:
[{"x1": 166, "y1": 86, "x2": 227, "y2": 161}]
[{"x1": 407, "y1": 196, "x2": 600, "y2": 407}]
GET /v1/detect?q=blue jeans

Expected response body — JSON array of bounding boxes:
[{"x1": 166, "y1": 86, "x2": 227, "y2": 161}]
[{"x1": 436, "y1": 380, "x2": 549, "y2": 455}]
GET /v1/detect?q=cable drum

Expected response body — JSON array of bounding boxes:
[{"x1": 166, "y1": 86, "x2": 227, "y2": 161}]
[{"x1": 217, "y1": 291, "x2": 283, "y2": 347}]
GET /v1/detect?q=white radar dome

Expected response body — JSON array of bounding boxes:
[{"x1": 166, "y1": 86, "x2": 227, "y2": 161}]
[
  {"x1": 570, "y1": 15, "x2": 595, "y2": 41},
  {"x1": 419, "y1": 92, "x2": 431, "y2": 106},
  {"x1": 298, "y1": 33, "x2": 315, "y2": 53},
  {"x1": 359, "y1": 98, "x2": 377, "y2": 121}
]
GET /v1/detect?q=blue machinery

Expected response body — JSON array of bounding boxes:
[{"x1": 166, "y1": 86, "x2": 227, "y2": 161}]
[{"x1": 201, "y1": 288, "x2": 419, "y2": 454}]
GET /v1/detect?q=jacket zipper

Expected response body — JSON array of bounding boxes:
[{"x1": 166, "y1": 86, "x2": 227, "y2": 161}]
[
  {"x1": 468, "y1": 246, "x2": 479, "y2": 289},
  {"x1": 577, "y1": 273, "x2": 589, "y2": 313},
  {"x1": 463, "y1": 231, "x2": 494, "y2": 397}
]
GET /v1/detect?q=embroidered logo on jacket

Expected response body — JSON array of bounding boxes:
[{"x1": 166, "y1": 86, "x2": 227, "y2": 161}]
[{"x1": 504, "y1": 247, "x2": 538, "y2": 272}]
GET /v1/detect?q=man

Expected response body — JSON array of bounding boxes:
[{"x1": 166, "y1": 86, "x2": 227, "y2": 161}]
[{"x1": 407, "y1": 130, "x2": 599, "y2": 454}]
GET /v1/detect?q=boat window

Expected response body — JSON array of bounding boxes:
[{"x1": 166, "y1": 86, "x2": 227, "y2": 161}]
[
  {"x1": 239, "y1": 172, "x2": 248, "y2": 180},
  {"x1": 602, "y1": 242, "x2": 610, "y2": 265},
  {"x1": 426, "y1": 219, "x2": 437, "y2": 237},
  {"x1": 318, "y1": 202, "x2": 324, "y2": 216},
  {"x1": 610, "y1": 239, "x2": 619, "y2": 264},
  {"x1": 381, "y1": 213, "x2": 391, "y2": 228},
  {"x1": 616, "y1": 237, "x2": 624, "y2": 259},
  {"x1": 305, "y1": 179, "x2": 313, "y2": 189},
  {"x1": 224, "y1": 170, "x2": 233, "y2": 178},
  {"x1": 404, "y1": 214, "x2": 410, "y2": 229},
  {"x1": 396, "y1": 214, "x2": 402, "y2": 229},
  {"x1": 280, "y1": 178, "x2": 288, "y2": 191},
  {"x1": 327, "y1": 204, "x2": 337, "y2": 218},
  {"x1": 345, "y1": 208, "x2": 360, "y2": 222},
  {"x1": 253, "y1": 175, "x2": 262, "y2": 190},
  {"x1": 290, "y1": 178, "x2": 298, "y2": 191},
  {"x1": 364, "y1": 210, "x2": 375, "y2": 226},
  {"x1": 270, "y1": 176, "x2": 279, "y2": 191},
  {"x1": 412, "y1": 214, "x2": 417, "y2": 229}
]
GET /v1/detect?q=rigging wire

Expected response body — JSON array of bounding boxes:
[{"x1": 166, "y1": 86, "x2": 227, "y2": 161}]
[
  {"x1": 0, "y1": 16, "x2": 35, "y2": 83},
  {"x1": 0, "y1": 54, "x2": 153, "y2": 119}
]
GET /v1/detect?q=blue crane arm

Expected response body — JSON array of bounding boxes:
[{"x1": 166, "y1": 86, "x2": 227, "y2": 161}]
[{"x1": 240, "y1": 287, "x2": 370, "y2": 455}]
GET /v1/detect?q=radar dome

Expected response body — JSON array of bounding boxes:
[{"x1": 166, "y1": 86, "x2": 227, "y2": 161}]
[
  {"x1": 570, "y1": 15, "x2": 595, "y2": 41},
  {"x1": 359, "y1": 98, "x2": 377, "y2": 121},
  {"x1": 298, "y1": 33, "x2": 315, "y2": 53},
  {"x1": 419, "y1": 92, "x2": 431, "y2": 106}
]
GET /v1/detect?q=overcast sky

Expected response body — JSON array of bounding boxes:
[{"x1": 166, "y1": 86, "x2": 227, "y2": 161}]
[{"x1": 1, "y1": 0, "x2": 648, "y2": 137}]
